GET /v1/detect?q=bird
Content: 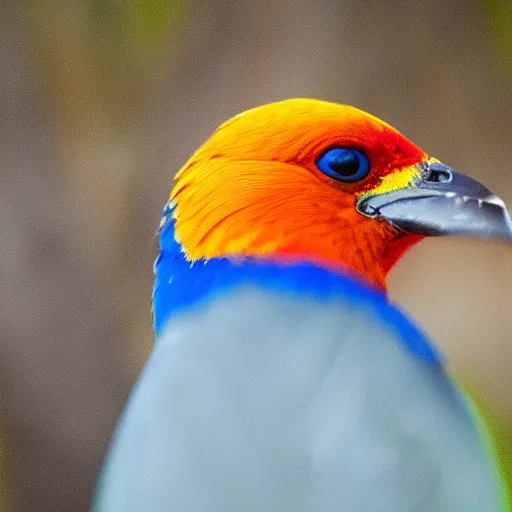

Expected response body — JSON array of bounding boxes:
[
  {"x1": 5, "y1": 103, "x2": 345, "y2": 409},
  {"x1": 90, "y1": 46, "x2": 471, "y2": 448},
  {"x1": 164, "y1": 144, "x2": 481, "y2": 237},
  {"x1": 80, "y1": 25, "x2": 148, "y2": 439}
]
[{"x1": 94, "y1": 99, "x2": 512, "y2": 512}]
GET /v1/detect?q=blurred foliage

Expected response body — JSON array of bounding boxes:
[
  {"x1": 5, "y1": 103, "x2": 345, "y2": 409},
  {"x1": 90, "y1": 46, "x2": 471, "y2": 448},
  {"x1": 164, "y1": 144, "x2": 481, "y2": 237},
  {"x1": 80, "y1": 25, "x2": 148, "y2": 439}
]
[
  {"x1": 19, "y1": 0, "x2": 189, "y2": 364},
  {"x1": 23, "y1": 0, "x2": 187, "y2": 128},
  {"x1": 88, "y1": 0, "x2": 179, "y2": 44},
  {"x1": 483, "y1": 0, "x2": 512, "y2": 68},
  {"x1": 465, "y1": 383, "x2": 512, "y2": 499},
  {"x1": 491, "y1": 421, "x2": 512, "y2": 499},
  {"x1": 86, "y1": 0, "x2": 188, "y2": 122}
]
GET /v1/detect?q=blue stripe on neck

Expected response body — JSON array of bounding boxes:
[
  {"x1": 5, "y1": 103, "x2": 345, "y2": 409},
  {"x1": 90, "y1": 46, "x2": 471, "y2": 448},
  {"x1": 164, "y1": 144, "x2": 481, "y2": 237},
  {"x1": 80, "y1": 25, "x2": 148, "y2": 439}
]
[{"x1": 153, "y1": 213, "x2": 439, "y2": 364}]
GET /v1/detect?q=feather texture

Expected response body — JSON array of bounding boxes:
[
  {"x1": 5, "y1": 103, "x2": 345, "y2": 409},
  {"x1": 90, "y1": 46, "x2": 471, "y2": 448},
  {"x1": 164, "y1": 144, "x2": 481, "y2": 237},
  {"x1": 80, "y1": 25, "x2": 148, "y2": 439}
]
[{"x1": 96, "y1": 286, "x2": 502, "y2": 511}]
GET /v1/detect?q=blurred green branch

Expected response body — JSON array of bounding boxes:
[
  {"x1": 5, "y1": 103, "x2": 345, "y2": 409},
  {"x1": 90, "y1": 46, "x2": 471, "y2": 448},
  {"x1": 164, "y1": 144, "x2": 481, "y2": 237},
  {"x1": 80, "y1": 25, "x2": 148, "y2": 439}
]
[{"x1": 483, "y1": 0, "x2": 512, "y2": 68}]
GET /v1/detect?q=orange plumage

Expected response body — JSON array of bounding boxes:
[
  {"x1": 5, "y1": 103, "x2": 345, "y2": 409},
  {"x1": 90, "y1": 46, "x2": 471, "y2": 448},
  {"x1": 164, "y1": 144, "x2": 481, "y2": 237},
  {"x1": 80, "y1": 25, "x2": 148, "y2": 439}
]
[{"x1": 171, "y1": 99, "x2": 428, "y2": 290}]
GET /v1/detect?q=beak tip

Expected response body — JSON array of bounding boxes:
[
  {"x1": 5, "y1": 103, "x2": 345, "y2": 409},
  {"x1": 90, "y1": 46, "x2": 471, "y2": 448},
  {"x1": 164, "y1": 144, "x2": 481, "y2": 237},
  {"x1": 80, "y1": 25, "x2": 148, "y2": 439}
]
[{"x1": 357, "y1": 164, "x2": 512, "y2": 245}]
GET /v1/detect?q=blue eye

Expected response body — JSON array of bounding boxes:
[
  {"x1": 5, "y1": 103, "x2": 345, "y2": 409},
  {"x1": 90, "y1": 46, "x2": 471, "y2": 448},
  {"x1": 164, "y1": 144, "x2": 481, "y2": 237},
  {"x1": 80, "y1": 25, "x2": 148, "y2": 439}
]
[{"x1": 316, "y1": 148, "x2": 370, "y2": 183}]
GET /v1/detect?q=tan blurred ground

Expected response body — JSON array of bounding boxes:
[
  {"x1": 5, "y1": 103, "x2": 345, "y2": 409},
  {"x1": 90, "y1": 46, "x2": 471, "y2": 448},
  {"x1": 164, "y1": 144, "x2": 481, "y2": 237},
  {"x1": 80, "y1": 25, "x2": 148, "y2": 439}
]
[{"x1": 1, "y1": 1, "x2": 511, "y2": 511}]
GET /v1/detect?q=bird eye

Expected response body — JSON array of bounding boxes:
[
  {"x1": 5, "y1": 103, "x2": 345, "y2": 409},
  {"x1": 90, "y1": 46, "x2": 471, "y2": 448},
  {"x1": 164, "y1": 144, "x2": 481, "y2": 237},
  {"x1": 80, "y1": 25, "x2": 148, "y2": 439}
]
[{"x1": 316, "y1": 148, "x2": 370, "y2": 183}]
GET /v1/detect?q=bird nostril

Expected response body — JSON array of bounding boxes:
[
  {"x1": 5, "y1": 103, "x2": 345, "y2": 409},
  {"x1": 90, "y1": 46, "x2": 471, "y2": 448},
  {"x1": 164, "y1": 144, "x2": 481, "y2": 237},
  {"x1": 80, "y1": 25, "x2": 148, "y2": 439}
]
[{"x1": 425, "y1": 168, "x2": 452, "y2": 183}]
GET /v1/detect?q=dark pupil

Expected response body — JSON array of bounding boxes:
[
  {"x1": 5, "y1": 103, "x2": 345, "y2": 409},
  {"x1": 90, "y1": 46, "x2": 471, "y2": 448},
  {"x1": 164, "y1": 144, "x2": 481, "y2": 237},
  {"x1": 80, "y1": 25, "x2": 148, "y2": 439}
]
[{"x1": 330, "y1": 152, "x2": 360, "y2": 176}]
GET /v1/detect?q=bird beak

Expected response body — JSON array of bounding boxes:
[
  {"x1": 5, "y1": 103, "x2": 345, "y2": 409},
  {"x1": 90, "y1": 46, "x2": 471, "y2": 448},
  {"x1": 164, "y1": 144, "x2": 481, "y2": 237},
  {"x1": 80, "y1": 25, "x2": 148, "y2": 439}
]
[{"x1": 356, "y1": 160, "x2": 512, "y2": 241}]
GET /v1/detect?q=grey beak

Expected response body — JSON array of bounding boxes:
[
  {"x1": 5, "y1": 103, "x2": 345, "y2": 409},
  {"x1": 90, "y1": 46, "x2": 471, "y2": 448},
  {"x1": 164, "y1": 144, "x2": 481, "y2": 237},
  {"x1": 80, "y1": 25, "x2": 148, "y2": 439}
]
[{"x1": 356, "y1": 161, "x2": 512, "y2": 241}]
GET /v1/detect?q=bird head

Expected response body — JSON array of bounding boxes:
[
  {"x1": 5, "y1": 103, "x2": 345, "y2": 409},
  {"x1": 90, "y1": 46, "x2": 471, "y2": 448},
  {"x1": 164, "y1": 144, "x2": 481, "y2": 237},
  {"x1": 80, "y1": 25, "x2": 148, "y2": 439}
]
[{"x1": 170, "y1": 99, "x2": 512, "y2": 291}]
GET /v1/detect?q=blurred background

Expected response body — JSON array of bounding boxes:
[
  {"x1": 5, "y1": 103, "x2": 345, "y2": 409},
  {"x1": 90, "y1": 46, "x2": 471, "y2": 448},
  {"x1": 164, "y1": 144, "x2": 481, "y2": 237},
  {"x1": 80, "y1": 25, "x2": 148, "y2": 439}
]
[{"x1": 1, "y1": 0, "x2": 511, "y2": 510}]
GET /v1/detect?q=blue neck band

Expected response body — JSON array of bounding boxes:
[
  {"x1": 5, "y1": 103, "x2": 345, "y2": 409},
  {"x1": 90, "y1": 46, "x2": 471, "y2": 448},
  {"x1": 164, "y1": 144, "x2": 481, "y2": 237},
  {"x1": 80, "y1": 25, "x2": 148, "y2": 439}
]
[{"x1": 153, "y1": 208, "x2": 439, "y2": 364}]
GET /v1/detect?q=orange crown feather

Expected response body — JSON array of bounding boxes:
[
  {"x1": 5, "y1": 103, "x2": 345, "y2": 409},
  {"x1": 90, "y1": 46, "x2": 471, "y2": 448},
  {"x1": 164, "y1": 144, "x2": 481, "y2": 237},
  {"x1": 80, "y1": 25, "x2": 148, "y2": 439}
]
[{"x1": 170, "y1": 99, "x2": 428, "y2": 290}]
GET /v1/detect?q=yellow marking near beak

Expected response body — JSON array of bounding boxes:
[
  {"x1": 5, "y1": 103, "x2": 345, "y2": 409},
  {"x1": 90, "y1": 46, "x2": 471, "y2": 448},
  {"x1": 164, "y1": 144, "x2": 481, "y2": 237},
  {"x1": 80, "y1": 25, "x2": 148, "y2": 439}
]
[{"x1": 358, "y1": 161, "x2": 426, "y2": 199}]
